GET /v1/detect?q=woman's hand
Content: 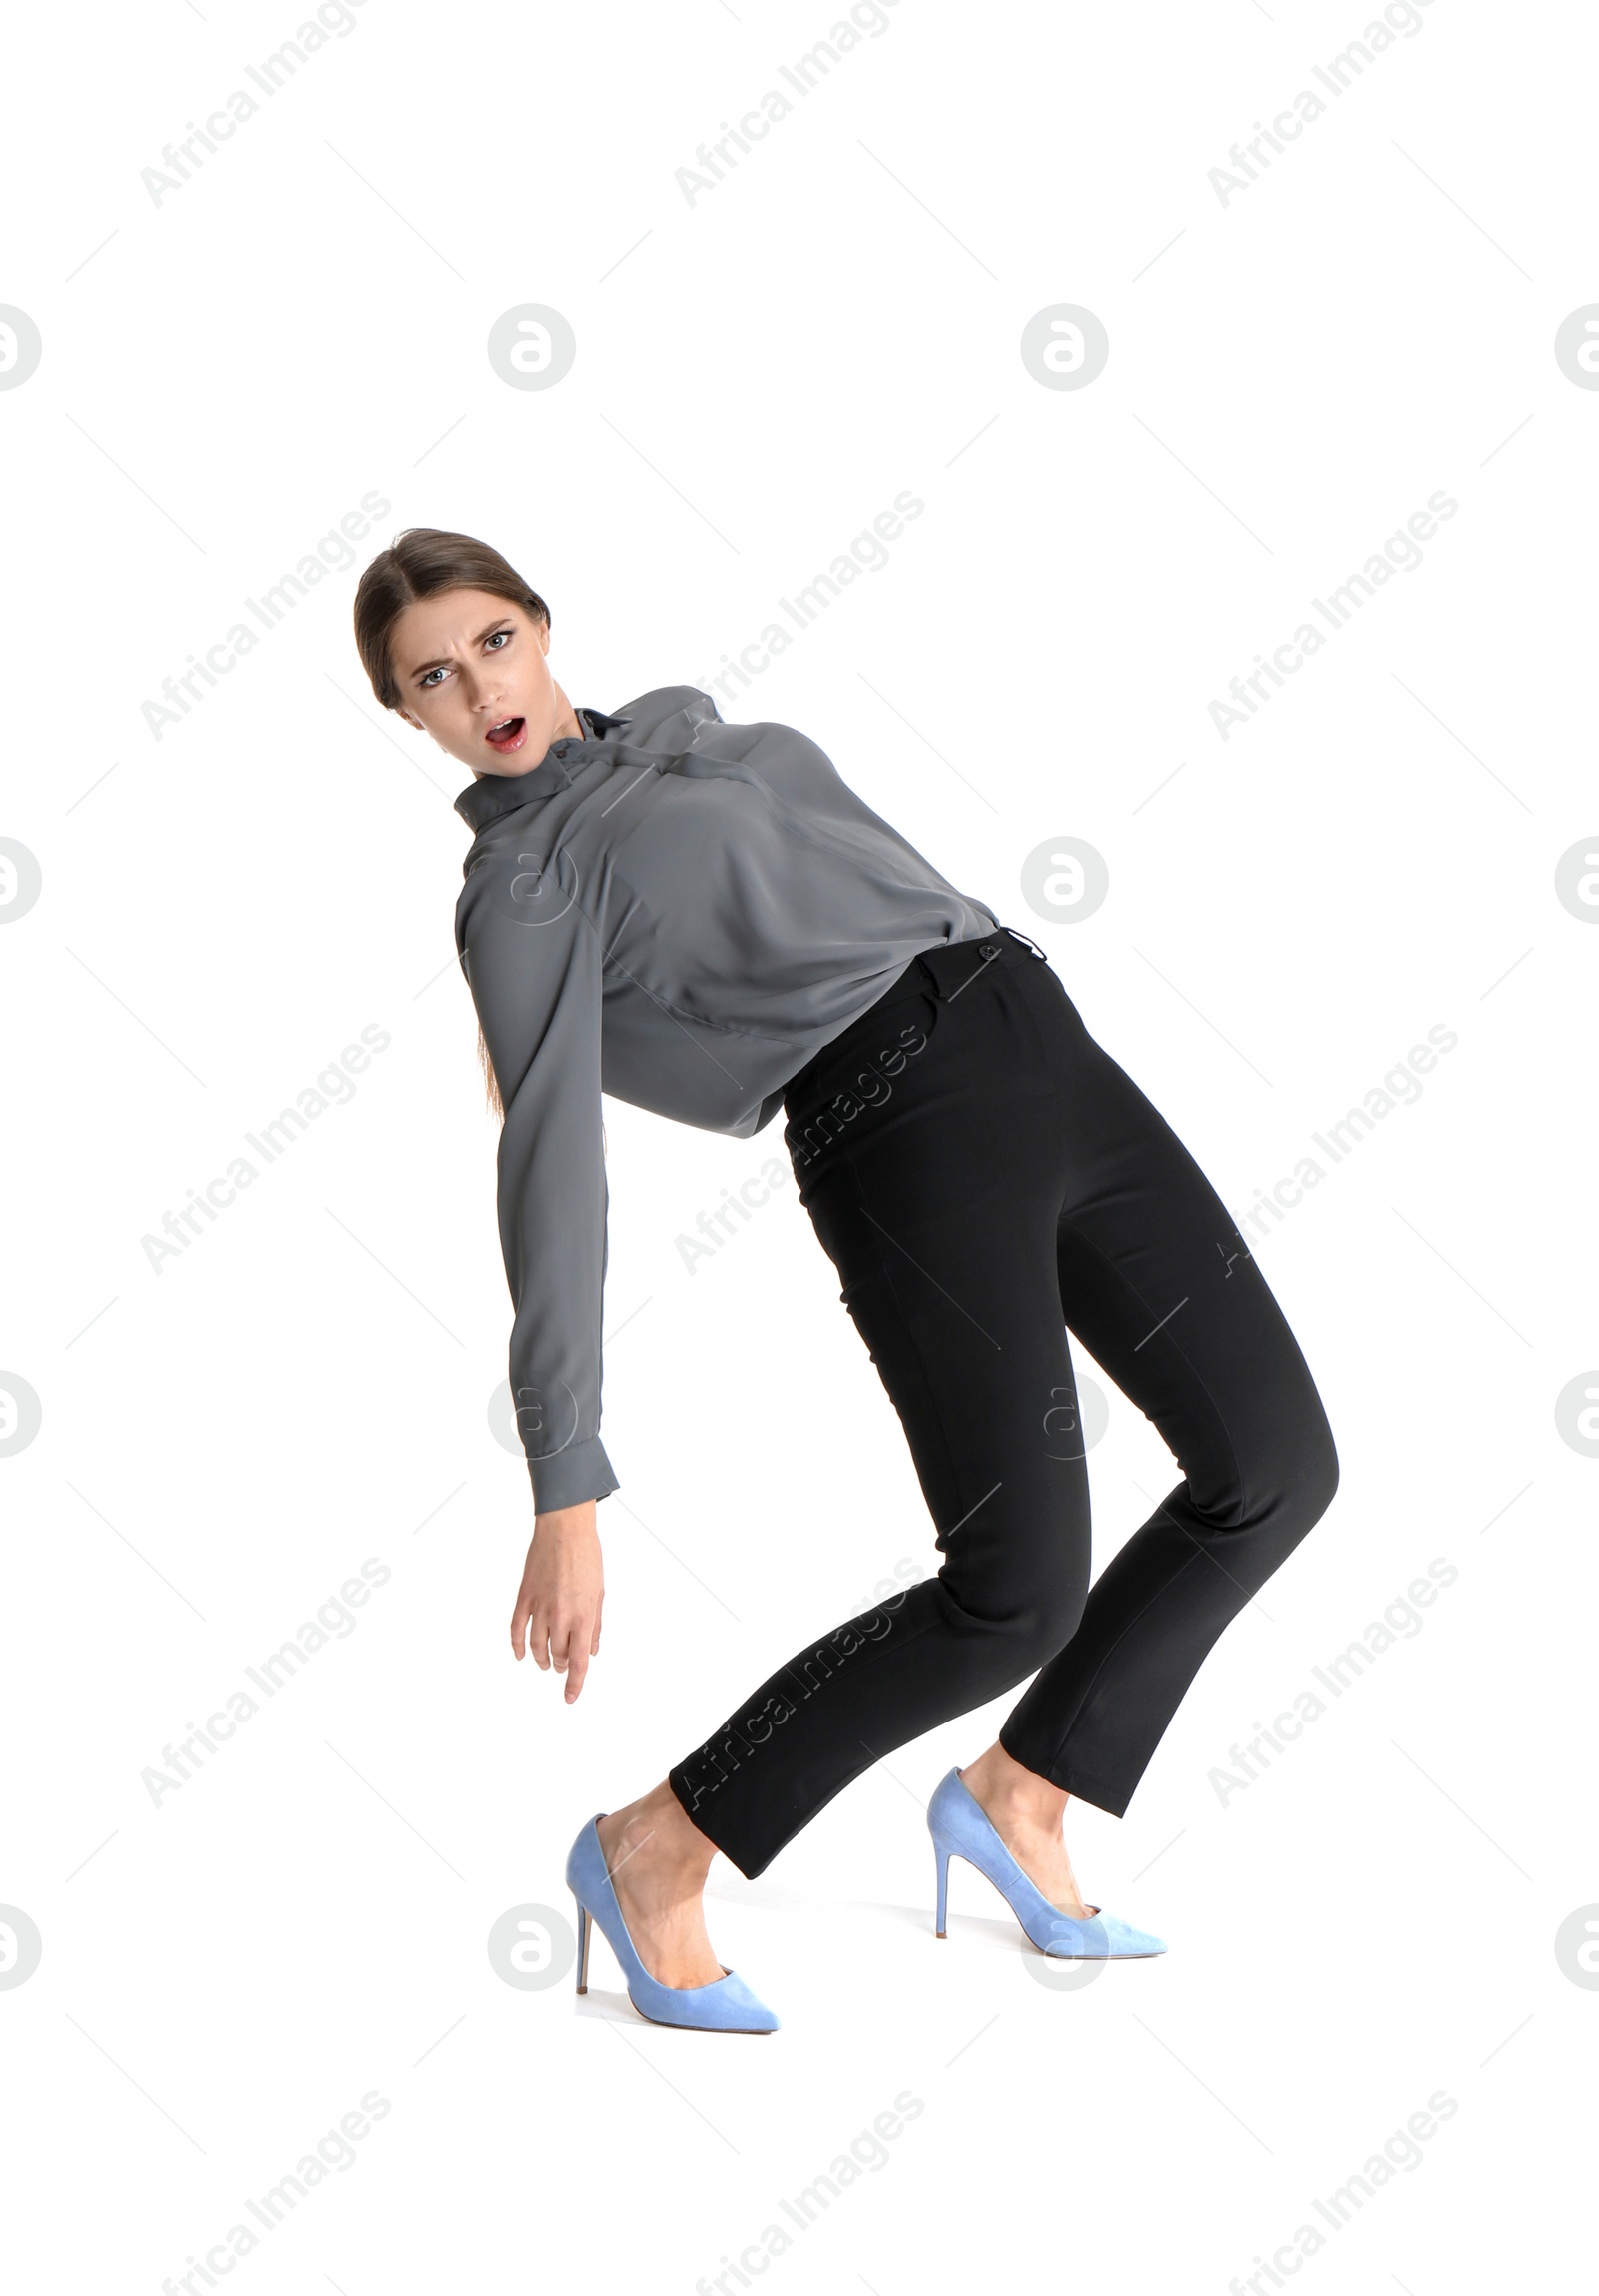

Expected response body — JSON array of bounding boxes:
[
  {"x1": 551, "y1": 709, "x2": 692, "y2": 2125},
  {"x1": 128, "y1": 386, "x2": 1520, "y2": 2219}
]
[{"x1": 510, "y1": 1501, "x2": 604, "y2": 1702}]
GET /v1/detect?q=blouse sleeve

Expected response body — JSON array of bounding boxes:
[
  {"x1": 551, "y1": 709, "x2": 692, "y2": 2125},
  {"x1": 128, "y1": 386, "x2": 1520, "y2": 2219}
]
[{"x1": 458, "y1": 840, "x2": 619, "y2": 1514}]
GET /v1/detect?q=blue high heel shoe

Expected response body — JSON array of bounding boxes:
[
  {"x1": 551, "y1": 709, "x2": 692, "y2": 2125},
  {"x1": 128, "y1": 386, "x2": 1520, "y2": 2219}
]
[
  {"x1": 927, "y1": 1767, "x2": 1166, "y2": 1959},
  {"x1": 565, "y1": 1815, "x2": 781, "y2": 2033}
]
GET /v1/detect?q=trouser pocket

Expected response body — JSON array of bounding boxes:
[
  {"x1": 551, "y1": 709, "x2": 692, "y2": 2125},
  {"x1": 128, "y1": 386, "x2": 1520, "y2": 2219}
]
[{"x1": 782, "y1": 986, "x2": 943, "y2": 1176}]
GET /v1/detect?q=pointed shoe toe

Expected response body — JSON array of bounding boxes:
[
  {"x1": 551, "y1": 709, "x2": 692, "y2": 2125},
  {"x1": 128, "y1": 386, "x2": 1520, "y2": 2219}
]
[
  {"x1": 638, "y1": 1964, "x2": 782, "y2": 2035},
  {"x1": 1038, "y1": 1909, "x2": 1167, "y2": 1960}
]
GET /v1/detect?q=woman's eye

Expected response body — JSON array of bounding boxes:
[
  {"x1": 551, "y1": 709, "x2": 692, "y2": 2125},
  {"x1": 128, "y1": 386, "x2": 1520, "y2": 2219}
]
[
  {"x1": 420, "y1": 667, "x2": 446, "y2": 687},
  {"x1": 486, "y1": 630, "x2": 510, "y2": 652}
]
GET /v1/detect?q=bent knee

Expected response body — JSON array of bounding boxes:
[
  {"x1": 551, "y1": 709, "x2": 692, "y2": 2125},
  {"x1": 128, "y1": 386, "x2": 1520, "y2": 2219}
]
[
  {"x1": 1203, "y1": 1403, "x2": 1339, "y2": 1540},
  {"x1": 938, "y1": 1573, "x2": 1085, "y2": 1676},
  {"x1": 1250, "y1": 1413, "x2": 1339, "y2": 1539},
  {"x1": 1292, "y1": 1410, "x2": 1339, "y2": 1527}
]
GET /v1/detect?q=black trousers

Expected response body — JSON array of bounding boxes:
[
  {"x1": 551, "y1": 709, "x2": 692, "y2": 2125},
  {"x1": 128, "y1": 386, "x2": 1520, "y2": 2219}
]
[{"x1": 667, "y1": 927, "x2": 1339, "y2": 1878}]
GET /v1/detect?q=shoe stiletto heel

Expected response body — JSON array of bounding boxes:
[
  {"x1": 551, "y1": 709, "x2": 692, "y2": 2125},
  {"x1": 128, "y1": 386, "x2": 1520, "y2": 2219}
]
[
  {"x1": 564, "y1": 1815, "x2": 780, "y2": 2033},
  {"x1": 925, "y1": 1767, "x2": 1167, "y2": 1960}
]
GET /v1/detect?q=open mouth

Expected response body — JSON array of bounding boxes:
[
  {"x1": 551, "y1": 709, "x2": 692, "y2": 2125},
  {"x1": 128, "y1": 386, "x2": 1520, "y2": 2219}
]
[{"x1": 485, "y1": 716, "x2": 526, "y2": 754}]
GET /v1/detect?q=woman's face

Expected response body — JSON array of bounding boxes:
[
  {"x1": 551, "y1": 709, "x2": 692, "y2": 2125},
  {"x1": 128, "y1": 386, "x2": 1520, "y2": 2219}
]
[{"x1": 389, "y1": 588, "x2": 567, "y2": 777}]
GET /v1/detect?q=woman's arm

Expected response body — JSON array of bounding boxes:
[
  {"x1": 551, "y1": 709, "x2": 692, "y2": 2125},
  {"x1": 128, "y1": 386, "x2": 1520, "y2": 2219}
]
[{"x1": 459, "y1": 842, "x2": 621, "y2": 1515}]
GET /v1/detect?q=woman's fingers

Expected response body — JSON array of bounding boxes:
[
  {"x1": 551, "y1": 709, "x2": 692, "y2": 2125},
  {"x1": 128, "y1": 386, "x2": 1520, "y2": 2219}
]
[
  {"x1": 548, "y1": 1607, "x2": 594, "y2": 1701},
  {"x1": 512, "y1": 1593, "x2": 551, "y2": 1668},
  {"x1": 562, "y1": 1633, "x2": 591, "y2": 1703}
]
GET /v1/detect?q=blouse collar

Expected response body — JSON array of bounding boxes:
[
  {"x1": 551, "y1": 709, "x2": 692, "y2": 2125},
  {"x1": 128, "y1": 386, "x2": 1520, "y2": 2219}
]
[{"x1": 452, "y1": 705, "x2": 632, "y2": 833}]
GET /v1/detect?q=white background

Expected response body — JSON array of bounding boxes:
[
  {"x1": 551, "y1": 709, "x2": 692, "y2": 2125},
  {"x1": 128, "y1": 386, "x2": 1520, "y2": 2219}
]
[{"x1": 2, "y1": 0, "x2": 1592, "y2": 2287}]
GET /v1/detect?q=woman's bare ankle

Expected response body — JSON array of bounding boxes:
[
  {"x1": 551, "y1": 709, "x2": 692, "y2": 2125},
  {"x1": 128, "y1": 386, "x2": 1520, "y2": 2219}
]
[
  {"x1": 960, "y1": 1741, "x2": 1069, "y2": 1832},
  {"x1": 597, "y1": 1781, "x2": 716, "y2": 1887}
]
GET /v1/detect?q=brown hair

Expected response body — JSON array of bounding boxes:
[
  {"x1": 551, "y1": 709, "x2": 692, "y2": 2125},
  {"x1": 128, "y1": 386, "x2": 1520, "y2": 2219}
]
[{"x1": 352, "y1": 528, "x2": 554, "y2": 1128}]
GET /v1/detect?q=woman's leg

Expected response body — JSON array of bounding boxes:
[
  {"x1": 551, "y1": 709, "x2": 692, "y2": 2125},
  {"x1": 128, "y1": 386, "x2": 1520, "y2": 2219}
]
[
  {"x1": 664, "y1": 936, "x2": 1112, "y2": 1880},
  {"x1": 953, "y1": 976, "x2": 1340, "y2": 1908},
  {"x1": 644, "y1": 933, "x2": 1336, "y2": 1923},
  {"x1": 995, "y1": 978, "x2": 1340, "y2": 1814}
]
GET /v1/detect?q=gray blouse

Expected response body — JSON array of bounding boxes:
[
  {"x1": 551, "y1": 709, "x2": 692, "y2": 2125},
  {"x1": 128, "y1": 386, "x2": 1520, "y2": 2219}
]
[{"x1": 453, "y1": 684, "x2": 998, "y2": 1512}]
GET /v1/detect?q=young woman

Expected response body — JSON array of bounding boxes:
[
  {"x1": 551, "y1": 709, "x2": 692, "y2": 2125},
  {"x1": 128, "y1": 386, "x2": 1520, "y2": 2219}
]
[{"x1": 353, "y1": 527, "x2": 1339, "y2": 2034}]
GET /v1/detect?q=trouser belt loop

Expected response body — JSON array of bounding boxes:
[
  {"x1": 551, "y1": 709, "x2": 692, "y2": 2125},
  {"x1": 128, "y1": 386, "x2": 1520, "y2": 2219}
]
[{"x1": 913, "y1": 929, "x2": 1011, "y2": 1002}]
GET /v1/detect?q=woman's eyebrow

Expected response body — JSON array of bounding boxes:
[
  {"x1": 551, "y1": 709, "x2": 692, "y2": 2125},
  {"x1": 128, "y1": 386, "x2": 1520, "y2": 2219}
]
[{"x1": 407, "y1": 619, "x2": 513, "y2": 678}]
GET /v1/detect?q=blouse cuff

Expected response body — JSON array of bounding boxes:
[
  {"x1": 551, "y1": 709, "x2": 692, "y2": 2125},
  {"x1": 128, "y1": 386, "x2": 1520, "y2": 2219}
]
[{"x1": 527, "y1": 1435, "x2": 620, "y2": 1516}]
